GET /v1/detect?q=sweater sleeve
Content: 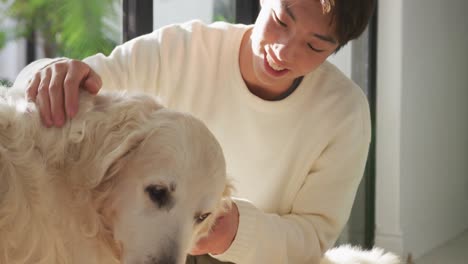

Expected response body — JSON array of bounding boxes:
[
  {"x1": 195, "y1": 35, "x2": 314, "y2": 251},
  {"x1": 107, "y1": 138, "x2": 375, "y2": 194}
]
[
  {"x1": 83, "y1": 30, "x2": 163, "y2": 95},
  {"x1": 12, "y1": 29, "x2": 163, "y2": 95},
  {"x1": 213, "y1": 98, "x2": 371, "y2": 264}
]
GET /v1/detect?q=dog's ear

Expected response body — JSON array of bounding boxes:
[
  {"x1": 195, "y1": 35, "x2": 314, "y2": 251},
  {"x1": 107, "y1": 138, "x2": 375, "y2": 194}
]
[
  {"x1": 66, "y1": 92, "x2": 164, "y2": 189},
  {"x1": 220, "y1": 177, "x2": 235, "y2": 212},
  {"x1": 95, "y1": 93, "x2": 166, "y2": 184},
  {"x1": 67, "y1": 129, "x2": 149, "y2": 190},
  {"x1": 98, "y1": 131, "x2": 147, "y2": 184}
]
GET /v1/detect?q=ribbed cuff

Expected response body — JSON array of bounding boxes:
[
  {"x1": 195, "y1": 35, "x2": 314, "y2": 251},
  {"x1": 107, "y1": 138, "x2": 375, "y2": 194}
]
[{"x1": 210, "y1": 198, "x2": 258, "y2": 263}]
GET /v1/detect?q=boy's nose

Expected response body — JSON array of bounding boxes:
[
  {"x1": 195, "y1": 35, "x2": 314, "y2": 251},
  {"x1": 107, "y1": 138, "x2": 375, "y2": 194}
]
[
  {"x1": 273, "y1": 42, "x2": 297, "y2": 63},
  {"x1": 273, "y1": 33, "x2": 298, "y2": 63}
]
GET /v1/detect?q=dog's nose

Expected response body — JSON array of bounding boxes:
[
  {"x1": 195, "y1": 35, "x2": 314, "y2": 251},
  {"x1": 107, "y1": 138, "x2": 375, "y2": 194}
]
[
  {"x1": 146, "y1": 235, "x2": 182, "y2": 264},
  {"x1": 147, "y1": 248, "x2": 182, "y2": 264}
]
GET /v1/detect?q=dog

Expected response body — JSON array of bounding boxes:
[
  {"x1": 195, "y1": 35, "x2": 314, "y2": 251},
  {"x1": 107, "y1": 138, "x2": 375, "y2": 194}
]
[
  {"x1": 0, "y1": 85, "x2": 232, "y2": 264},
  {"x1": 320, "y1": 244, "x2": 401, "y2": 264}
]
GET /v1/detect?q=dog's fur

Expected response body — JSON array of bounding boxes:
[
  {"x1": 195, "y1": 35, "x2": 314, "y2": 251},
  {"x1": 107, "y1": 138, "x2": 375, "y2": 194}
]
[
  {"x1": 0, "y1": 86, "x2": 231, "y2": 264},
  {"x1": 321, "y1": 245, "x2": 401, "y2": 264}
]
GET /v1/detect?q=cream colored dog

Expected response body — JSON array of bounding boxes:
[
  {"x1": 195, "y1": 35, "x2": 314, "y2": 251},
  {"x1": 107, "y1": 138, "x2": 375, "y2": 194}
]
[
  {"x1": 0, "y1": 86, "x2": 231, "y2": 264},
  {"x1": 321, "y1": 244, "x2": 401, "y2": 264}
]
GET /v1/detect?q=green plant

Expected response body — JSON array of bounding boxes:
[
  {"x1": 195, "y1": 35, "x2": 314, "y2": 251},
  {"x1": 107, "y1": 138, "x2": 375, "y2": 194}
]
[
  {"x1": 0, "y1": 31, "x2": 5, "y2": 48},
  {"x1": 213, "y1": 0, "x2": 235, "y2": 23},
  {"x1": 0, "y1": 0, "x2": 121, "y2": 59},
  {"x1": 0, "y1": 78, "x2": 12, "y2": 87}
]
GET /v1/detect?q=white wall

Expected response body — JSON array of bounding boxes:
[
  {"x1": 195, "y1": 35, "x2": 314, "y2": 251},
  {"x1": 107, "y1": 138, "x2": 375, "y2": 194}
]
[
  {"x1": 0, "y1": 3, "x2": 25, "y2": 82},
  {"x1": 376, "y1": 0, "x2": 468, "y2": 259},
  {"x1": 328, "y1": 44, "x2": 352, "y2": 78},
  {"x1": 375, "y1": 0, "x2": 404, "y2": 254},
  {"x1": 0, "y1": 14, "x2": 26, "y2": 83},
  {"x1": 153, "y1": 0, "x2": 214, "y2": 29},
  {"x1": 0, "y1": 39, "x2": 26, "y2": 83}
]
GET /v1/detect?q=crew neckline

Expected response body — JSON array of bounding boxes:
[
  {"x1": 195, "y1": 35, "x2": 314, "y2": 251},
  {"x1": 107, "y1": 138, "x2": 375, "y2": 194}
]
[{"x1": 230, "y1": 26, "x2": 319, "y2": 113}]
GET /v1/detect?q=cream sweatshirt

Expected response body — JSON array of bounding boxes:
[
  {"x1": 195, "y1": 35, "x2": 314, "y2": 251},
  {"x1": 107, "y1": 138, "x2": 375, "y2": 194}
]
[{"x1": 15, "y1": 20, "x2": 371, "y2": 264}]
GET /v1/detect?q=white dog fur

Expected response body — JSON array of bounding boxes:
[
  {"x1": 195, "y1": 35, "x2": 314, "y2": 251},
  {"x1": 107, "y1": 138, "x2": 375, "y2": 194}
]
[
  {"x1": 320, "y1": 244, "x2": 401, "y2": 264},
  {"x1": 0, "y1": 84, "x2": 400, "y2": 264},
  {"x1": 0, "y1": 85, "x2": 232, "y2": 264}
]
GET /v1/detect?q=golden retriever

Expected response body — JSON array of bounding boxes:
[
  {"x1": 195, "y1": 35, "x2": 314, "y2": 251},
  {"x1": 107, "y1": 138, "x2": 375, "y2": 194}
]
[{"x1": 0, "y1": 85, "x2": 231, "y2": 264}]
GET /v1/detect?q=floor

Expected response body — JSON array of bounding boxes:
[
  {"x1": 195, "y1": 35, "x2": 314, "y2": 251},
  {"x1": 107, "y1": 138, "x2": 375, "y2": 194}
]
[{"x1": 414, "y1": 229, "x2": 468, "y2": 264}]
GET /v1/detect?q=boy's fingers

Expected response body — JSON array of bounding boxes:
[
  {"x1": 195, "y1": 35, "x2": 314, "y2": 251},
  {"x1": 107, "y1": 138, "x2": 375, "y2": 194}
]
[
  {"x1": 83, "y1": 69, "x2": 102, "y2": 94},
  {"x1": 26, "y1": 74, "x2": 41, "y2": 101},
  {"x1": 36, "y1": 71, "x2": 53, "y2": 127},
  {"x1": 64, "y1": 61, "x2": 101, "y2": 118},
  {"x1": 63, "y1": 63, "x2": 88, "y2": 118},
  {"x1": 49, "y1": 66, "x2": 67, "y2": 127}
]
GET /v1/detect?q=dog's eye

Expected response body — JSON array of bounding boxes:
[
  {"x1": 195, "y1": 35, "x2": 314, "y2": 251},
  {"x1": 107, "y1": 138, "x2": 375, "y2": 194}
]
[
  {"x1": 145, "y1": 184, "x2": 170, "y2": 208},
  {"x1": 195, "y1": 213, "x2": 211, "y2": 224}
]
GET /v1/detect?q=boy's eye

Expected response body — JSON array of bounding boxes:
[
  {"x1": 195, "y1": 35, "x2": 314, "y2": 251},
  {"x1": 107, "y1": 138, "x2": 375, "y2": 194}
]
[
  {"x1": 272, "y1": 10, "x2": 287, "y2": 27},
  {"x1": 307, "y1": 43, "x2": 324, "y2": 53}
]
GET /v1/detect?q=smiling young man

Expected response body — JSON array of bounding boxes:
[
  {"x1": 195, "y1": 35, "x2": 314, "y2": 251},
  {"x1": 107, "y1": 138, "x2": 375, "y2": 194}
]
[
  {"x1": 241, "y1": 0, "x2": 340, "y2": 101},
  {"x1": 17, "y1": 0, "x2": 376, "y2": 263}
]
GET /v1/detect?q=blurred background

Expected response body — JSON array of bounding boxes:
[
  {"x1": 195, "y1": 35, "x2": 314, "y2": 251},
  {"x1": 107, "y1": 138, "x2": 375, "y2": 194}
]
[{"x1": 1, "y1": 0, "x2": 467, "y2": 263}]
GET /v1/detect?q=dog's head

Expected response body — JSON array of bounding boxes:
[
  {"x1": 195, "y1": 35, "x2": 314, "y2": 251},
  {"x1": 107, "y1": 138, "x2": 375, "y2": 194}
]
[
  {"x1": 82, "y1": 94, "x2": 231, "y2": 264},
  {"x1": 1, "y1": 86, "x2": 230, "y2": 264}
]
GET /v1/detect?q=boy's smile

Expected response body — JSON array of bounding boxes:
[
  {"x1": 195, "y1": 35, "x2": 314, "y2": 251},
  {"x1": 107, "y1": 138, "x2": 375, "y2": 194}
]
[
  {"x1": 239, "y1": 0, "x2": 339, "y2": 100},
  {"x1": 264, "y1": 51, "x2": 289, "y2": 76}
]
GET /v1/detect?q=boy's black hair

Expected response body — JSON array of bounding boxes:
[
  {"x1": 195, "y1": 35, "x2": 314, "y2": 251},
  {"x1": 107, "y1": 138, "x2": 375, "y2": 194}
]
[{"x1": 327, "y1": 0, "x2": 376, "y2": 52}]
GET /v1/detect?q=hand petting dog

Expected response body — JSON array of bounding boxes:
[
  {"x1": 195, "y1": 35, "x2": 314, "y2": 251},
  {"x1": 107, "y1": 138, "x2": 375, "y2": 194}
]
[{"x1": 190, "y1": 202, "x2": 240, "y2": 255}]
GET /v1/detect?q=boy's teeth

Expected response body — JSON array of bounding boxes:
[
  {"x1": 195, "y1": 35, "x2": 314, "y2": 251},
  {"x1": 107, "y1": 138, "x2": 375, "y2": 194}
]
[{"x1": 266, "y1": 54, "x2": 285, "y2": 71}]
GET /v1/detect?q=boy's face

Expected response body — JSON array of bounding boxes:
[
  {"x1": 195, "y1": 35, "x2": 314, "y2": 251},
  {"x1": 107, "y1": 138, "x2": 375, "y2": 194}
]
[{"x1": 243, "y1": 0, "x2": 339, "y2": 94}]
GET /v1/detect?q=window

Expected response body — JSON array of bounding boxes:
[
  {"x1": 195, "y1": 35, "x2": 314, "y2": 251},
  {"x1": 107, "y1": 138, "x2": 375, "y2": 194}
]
[{"x1": 0, "y1": 0, "x2": 123, "y2": 83}]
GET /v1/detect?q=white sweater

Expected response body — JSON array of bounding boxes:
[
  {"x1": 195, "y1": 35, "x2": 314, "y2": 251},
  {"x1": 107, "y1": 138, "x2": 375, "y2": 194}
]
[{"x1": 16, "y1": 20, "x2": 371, "y2": 264}]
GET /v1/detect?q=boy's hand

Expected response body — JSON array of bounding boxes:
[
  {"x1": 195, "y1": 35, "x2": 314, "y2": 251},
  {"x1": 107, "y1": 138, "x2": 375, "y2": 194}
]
[
  {"x1": 26, "y1": 59, "x2": 102, "y2": 127},
  {"x1": 190, "y1": 203, "x2": 239, "y2": 256}
]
